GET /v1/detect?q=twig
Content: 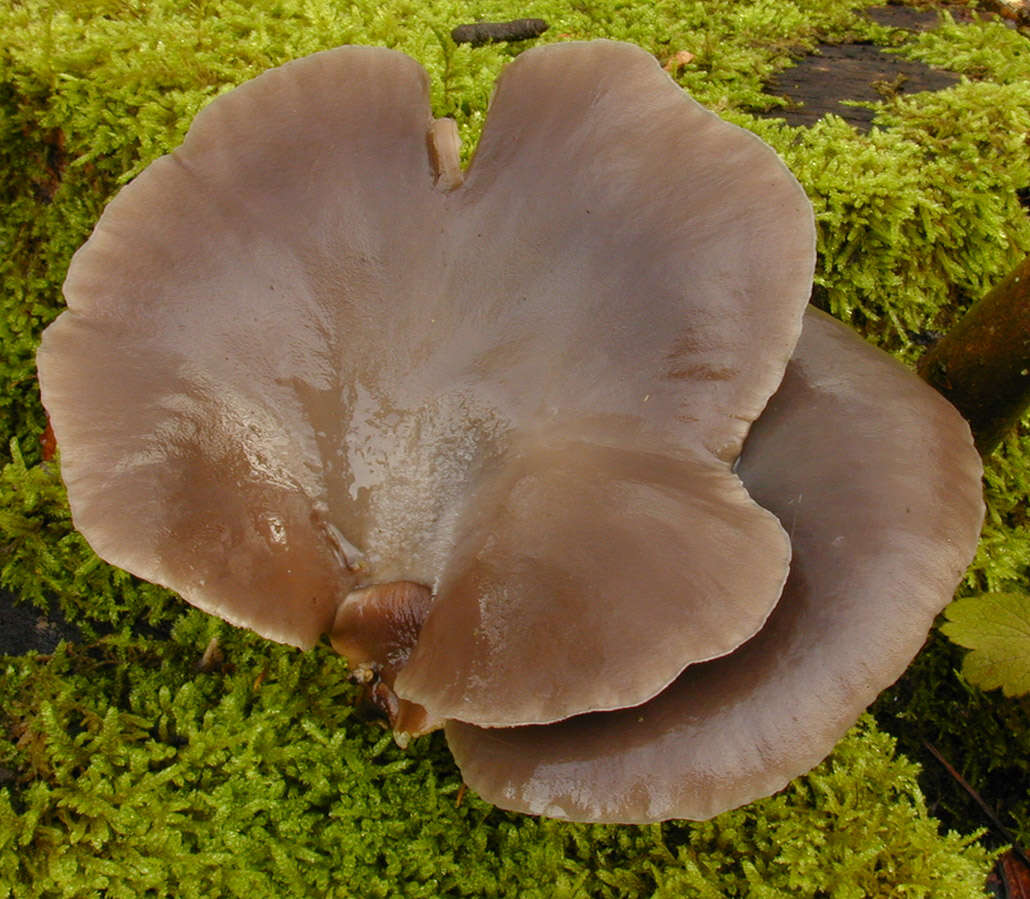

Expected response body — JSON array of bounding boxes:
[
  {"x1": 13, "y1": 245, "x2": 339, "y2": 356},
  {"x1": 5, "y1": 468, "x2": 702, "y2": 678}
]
[
  {"x1": 451, "y1": 19, "x2": 549, "y2": 47},
  {"x1": 924, "y1": 740, "x2": 1030, "y2": 869},
  {"x1": 196, "y1": 636, "x2": 222, "y2": 672}
]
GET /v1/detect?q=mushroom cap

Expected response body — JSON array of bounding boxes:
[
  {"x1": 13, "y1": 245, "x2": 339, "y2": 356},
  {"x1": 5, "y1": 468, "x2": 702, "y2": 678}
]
[
  {"x1": 37, "y1": 41, "x2": 816, "y2": 727},
  {"x1": 445, "y1": 307, "x2": 984, "y2": 823}
]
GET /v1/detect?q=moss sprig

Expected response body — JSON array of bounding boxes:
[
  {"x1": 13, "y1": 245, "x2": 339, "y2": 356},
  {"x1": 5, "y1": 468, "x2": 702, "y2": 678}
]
[{"x1": 1, "y1": 0, "x2": 1028, "y2": 891}]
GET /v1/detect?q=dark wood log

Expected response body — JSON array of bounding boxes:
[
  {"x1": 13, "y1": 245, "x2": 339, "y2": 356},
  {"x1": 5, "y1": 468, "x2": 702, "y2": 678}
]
[{"x1": 918, "y1": 254, "x2": 1030, "y2": 456}]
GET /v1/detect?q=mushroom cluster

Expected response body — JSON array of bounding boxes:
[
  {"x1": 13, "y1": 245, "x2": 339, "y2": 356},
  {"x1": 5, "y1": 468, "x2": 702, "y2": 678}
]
[{"x1": 37, "y1": 41, "x2": 984, "y2": 823}]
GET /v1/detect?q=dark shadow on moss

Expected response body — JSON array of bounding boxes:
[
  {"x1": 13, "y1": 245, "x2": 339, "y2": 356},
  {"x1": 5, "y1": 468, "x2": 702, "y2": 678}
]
[{"x1": 874, "y1": 627, "x2": 1030, "y2": 849}]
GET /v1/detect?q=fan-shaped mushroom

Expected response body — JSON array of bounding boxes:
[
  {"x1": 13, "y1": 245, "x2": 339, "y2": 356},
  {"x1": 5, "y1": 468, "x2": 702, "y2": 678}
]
[{"x1": 36, "y1": 40, "x2": 983, "y2": 823}]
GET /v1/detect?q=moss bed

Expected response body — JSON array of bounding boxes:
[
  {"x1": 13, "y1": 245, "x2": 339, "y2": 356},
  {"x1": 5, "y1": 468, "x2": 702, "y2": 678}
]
[{"x1": 1, "y1": 0, "x2": 1029, "y2": 895}]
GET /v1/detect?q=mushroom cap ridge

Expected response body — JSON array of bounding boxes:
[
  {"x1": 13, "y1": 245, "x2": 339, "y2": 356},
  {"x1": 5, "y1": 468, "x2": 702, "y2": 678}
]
[{"x1": 37, "y1": 41, "x2": 816, "y2": 728}]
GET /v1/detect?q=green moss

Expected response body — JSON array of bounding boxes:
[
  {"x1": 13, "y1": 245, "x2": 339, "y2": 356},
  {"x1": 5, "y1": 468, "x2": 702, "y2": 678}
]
[
  {"x1": 655, "y1": 718, "x2": 994, "y2": 897},
  {"x1": 974, "y1": 431, "x2": 1030, "y2": 591},
  {"x1": 0, "y1": 630, "x2": 995, "y2": 896},
  {"x1": 894, "y1": 10, "x2": 1030, "y2": 83},
  {"x1": 739, "y1": 82, "x2": 1030, "y2": 360},
  {"x1": 0, "y1": 441, "x2": 185, "y2": 639},
  {"x1": 3, "y1": 0, "x2": 1029, "y2": 892}
]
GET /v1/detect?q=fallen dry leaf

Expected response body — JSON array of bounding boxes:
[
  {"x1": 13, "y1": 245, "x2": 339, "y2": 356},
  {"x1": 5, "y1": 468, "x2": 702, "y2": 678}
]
[
  {"x1": 992, "y1": 849, "x2": 1030, "y2": 899},
  {"x1": 663, "y1": 50, "x2": 695, "y2": 73}
]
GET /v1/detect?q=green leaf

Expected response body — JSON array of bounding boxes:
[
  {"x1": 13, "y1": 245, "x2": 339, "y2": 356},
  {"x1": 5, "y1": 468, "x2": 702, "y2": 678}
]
[{"x1": 941, "y1": 594, "x2": 1030, "y2": 697}]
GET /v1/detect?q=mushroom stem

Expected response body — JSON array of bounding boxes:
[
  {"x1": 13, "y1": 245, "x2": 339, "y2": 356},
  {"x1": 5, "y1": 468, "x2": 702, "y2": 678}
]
[
  {"x1": 918, "y1": 253, "x2": 1030, "y2": 456},
  {"x1": 331, "y1": 580, "x2": 442, "y2": 737},
  {"x1": 427, "y1": 118, "x2": 463, "y2": 191}
]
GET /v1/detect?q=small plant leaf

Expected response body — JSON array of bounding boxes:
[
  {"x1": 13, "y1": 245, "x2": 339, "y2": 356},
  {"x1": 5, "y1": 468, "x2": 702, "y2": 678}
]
[{"x1": 941, "y1": 593, "x2": 1030, "y2": 697}]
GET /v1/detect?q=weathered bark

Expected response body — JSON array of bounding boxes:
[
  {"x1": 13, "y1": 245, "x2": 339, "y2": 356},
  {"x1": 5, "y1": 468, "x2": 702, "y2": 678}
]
[{"x1": 918, "y1": 254, "x2": 1030, "y2": 456}]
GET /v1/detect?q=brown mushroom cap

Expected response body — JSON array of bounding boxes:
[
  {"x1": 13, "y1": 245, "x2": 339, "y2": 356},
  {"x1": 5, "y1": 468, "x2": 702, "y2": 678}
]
[
  {"x1": 445, "y1": 307, "x2": 984, "y2": 823},
  {"x1": 37, "y1": 42, "x2": 815, "y2": 725}
]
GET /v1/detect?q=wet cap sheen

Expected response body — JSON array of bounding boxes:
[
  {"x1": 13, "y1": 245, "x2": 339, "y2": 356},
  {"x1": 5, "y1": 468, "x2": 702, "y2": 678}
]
[{"x1": 36, "y1": 41, "x2": 982, "y2": 822}]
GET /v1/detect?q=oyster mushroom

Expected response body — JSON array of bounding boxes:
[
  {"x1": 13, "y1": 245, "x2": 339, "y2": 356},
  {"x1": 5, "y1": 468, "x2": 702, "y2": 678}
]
[{"x1": 36, "y1": 40, "x2": 983, "y2": 823}]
